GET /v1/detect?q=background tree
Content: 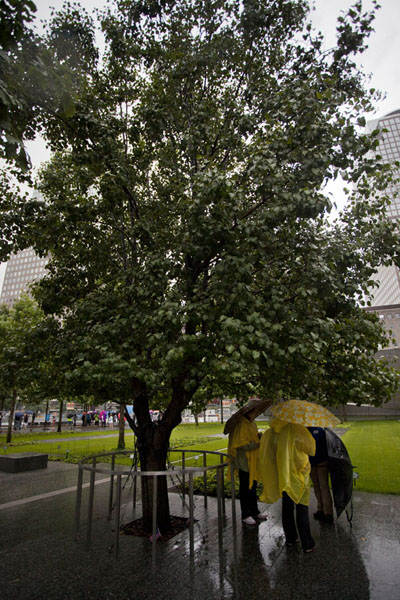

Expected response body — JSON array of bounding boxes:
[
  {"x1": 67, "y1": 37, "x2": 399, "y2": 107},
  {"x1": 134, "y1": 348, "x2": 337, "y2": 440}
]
[
  {"x1": 0, "y1": 296, "x2": 46, "y2": 442},
  {"x1": 3, "y1": 0, "x2": 400, "y2": 532}
]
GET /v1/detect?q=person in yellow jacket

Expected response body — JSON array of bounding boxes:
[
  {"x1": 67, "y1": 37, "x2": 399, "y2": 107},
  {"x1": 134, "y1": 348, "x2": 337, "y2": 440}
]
[
  {"x1": 258, "y1": 417, "x2": 316, "y2": 552},
  {"x1": 226, "y1": 399, "x2": 269, "y2": 526}
]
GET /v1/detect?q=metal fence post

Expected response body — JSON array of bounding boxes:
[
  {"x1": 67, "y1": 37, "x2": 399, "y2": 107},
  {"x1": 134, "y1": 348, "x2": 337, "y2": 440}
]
[
  {"x1": 152, "y1": 474, "x2": 158, "y2": 569},
  {"x1": 220, "y1": 453, "x2": 226, "y2": 517},
  {"x1": 108, "y1": 454, "x2": 115, "y2": 519},
  {"x1": 189, "y1": 471, "x2": 194, "y2": 558},
  {"x1": 74, "y1": 464, "x2": 84, "y2": 539},
  {"x1": 230, "y1": 461, "x2": 236, "y2": 529},
  {"x1": 203, "y1": 452, "x2": 208, "y2": 508},
  {"x1": 86, "y1": 457, "x2": 96, "y2": 550},
  {"x1": 182, "y1": 452, "x2": 186, "y2": 504},
  {"x1": 216, "y1": 465, "x2": 223, "y2": 550},
  {"x1": 114, "y1": 474, "x2": 122, "y2": 558}
]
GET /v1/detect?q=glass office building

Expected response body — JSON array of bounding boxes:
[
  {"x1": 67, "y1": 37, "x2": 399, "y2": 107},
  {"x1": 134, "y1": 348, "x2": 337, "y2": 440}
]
[
  {"x1": 0, "y1": 247, "x2": 49, "y2": 308},
  {"x1": 366, "y1": 109, "x2": 400, "y2": 307}
]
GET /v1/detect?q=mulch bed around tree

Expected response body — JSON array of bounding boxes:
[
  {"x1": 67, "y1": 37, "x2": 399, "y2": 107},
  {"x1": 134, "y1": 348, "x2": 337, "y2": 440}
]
[{"x1": 120, "y1": 515, "x2": 194, "y2": 541}]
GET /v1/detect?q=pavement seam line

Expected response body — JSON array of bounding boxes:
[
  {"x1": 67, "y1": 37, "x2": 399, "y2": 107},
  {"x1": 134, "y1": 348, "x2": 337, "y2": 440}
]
[{"x1": 0, "y1": 477, "x2": 110, "y2": 510}]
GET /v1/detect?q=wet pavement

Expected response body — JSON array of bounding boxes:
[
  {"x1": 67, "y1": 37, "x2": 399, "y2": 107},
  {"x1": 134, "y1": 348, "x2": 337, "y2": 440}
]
[{"x1": 1, "y1": 461, "x2": 399, "y2": 600}]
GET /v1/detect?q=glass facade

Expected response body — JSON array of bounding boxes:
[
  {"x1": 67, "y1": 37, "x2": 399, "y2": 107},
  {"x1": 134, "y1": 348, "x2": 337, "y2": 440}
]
[
  {"x1": 0, "y1": 247, "x2": 49, "y2": 308},
  {"x1": 366, "y1": 110, "x2": 400, "y2": 306}
]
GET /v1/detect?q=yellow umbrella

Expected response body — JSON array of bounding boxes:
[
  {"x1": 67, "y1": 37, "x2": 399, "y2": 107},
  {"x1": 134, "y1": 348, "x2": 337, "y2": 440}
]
[{"x1": 269, "y1": 400, "x2": 340, "y2": 427}]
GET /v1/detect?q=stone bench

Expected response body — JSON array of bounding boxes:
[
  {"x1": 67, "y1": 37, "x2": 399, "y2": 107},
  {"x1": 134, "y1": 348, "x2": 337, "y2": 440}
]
[{"x1": 0, "y1": 452, "x2": 48, "y2": 473}]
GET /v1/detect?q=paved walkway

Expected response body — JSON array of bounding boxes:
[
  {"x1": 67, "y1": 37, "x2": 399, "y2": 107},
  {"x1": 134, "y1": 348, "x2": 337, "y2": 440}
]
[{"x1": 1, "y1": 461, "x2": 399, "y2": 600}]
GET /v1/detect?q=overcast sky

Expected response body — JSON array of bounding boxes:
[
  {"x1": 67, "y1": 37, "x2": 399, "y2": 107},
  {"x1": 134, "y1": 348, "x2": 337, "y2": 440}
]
[{"x1": 1, "y1": 0, "x2": 400, "y2": 289}]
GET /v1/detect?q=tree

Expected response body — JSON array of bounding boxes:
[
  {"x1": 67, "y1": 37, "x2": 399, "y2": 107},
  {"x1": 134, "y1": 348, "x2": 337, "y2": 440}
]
[
  {"x1": 3, "y1": 0, "x2": 400, "y2": 532},
  {"x1": 0, "y1": 296, "x2": 46, "y2": 442}
]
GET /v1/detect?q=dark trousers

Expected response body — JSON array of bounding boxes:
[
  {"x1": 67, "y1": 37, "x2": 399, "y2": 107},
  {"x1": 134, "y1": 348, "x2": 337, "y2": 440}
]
[
  {"x1": 282, "y1": 492, "x2": 314, "y2": 551},
  {"x1": 239, "y1": 469, "x2": 259, "y2": 519},
  {"x1": 310, "y1": 462, "x2": 333, "y2": 516}
]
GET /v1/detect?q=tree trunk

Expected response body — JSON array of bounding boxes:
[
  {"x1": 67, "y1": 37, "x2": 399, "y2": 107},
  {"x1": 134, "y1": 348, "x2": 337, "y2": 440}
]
[
  {"x1": 44, "y1": 398, "x2": 49, "y2": 430},
  {"x1": 6, "y1": 388, "x2": 17, "y2": 444},
  {"x1": 117, "y1": 402, "x2": 125, "y2": 449},
  {"x1": 57, "y1": 398, "x2": 63, "y2": 433},
  {"x1": 220, "y1": 398, "x2": 224, "y2": 424},
  {"x1": 194, "y1": 413, "x2": 199, "y2": 427},
  {"x1": 138, "y1": 434, "x2": 171, "y2": 534}
]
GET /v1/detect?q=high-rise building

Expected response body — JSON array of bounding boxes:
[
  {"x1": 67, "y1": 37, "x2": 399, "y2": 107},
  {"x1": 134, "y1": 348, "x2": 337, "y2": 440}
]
[
  {"x1": 366, "y1": 109, "x2": 400, "y2": 306},
  {"x1": 0, "y1": 247, "x2": 49, "y2": 308}
]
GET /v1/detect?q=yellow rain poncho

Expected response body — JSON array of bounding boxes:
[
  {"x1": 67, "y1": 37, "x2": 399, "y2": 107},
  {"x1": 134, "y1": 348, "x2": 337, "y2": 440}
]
[
  {"x1": 258, "y1": 418, "x2": 316, "y2": 505},
  {"x1": 227, "y1": 415, "x2": 260, "y2": 489}
]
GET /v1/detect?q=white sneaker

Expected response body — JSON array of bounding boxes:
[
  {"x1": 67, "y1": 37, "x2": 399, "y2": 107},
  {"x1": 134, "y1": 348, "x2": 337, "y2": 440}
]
[
  {"x1": 242, "y1": 516, "x2": 257, "y2": 525},
  {"x1": 255, "y1": 513, "x2": 268, "y2": 521}
]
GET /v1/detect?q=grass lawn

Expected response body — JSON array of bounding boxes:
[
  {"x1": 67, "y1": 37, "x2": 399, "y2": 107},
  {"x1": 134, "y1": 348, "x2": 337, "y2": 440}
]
[
  {"x1": 342, "y1": 420, "x2": 400, "y2": 495},
  {"x1": 0, "y1": 421, "x2": 234, "y2": 466}
]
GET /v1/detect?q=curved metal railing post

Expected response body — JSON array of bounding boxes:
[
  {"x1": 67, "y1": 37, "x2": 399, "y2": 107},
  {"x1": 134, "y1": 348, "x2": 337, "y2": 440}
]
[
  {"x1": 133, "y1": 461, "x2": 138, "y2": 510},
  {"x1": 230, "y1": 461, "x2": 236, "y2": 531},
  {"x1": 74, "y1": 464, "x2": 84, "y2": 539},
  {"x1": 189, "y1": 470, "x2": 194, "y2": 557},
  {"x1": 86, "y1": 456, "x2": 96, "y2": 550},
  {"x1": 108, "y1": 454, "x2": 115, "y2": 519},
  {"x1": 115, "y1": 474, "x2": 122, "y2": 558},
  {"x1": 181, "y1": 451, "x2": 186, "y2": 504},
  {"x1": 216, "y1": 464, "x2": 223, "y2": 550},
  {"x1": 220, "y1": 453, "x2": 226, "y2": 517},
  {"x1": 203, "y1": 452, "x2": 208, "y2": 508},
  {"x1": 152, "y1": 474, "x2": 158, "y2": 569}
]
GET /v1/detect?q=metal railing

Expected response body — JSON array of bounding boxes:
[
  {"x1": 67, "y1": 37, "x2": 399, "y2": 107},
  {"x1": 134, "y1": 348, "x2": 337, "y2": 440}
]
[{"x1": 74, "y1": 448, "x2": 236, "y2": 561}]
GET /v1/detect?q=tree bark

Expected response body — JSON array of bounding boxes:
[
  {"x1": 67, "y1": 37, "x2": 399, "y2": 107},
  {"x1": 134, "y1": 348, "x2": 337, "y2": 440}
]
[
  {"x1": 117, "y1": 402, "x2": 125, "y2": 449},
  {"x1": 57, "y1": 398, "x2": 63, "y2": 433}
]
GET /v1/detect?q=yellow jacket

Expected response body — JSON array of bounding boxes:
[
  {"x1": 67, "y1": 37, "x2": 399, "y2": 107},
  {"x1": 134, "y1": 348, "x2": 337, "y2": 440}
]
[
  {"x1": 227, "y1": 416, "x2": 260, "y2": 488},
  {"x1": 258, "y1": 418, "x2": 315, "y2": 505}
]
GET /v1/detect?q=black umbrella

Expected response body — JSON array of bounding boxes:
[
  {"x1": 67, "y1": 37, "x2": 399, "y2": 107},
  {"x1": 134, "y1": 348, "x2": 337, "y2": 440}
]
[{"x1": 325, "y1": 428, "x2": 354, "y2": 518}]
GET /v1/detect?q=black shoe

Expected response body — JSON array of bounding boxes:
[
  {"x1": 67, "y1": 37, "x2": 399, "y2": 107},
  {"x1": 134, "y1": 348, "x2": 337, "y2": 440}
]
[
  {"x1": 324, "y1": 514, "x2": 334, "y2": 524},
  {"x1": 285, "y1": 539, "x2": 299, "y2": 547},
  {"x1": 313, "y1": 510, "x2": 325, "y2": 521}
]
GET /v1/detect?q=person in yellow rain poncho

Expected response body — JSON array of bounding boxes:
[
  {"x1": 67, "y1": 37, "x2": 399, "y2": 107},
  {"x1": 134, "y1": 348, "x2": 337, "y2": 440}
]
[
  {"x1": 226, "y1": 400, "x2": 269, "y2": 526},
  {"x1": 258, "y1": 417, "x2": 316, "y2": 552}
]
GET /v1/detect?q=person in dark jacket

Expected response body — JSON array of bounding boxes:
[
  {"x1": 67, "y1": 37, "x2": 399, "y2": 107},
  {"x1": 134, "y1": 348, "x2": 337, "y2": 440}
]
[{"x1": 307, "y1": 427, "x2": 334, "y2": 524}]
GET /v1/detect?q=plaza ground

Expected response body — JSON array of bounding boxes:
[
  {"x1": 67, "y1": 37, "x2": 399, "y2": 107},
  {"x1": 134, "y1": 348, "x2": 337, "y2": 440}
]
[{"x1": 1, "y1": 460, "x2": 399, "y2": 600}]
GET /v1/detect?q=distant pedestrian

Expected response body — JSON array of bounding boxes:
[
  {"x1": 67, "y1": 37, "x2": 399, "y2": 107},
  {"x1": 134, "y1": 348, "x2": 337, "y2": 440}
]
[
  {"x1": 73, "y1": 414, "x2": 77, "y2": 427},
  {"x1": 86, "y1": 413, "x2": 92, "y2": 426},
  {"x1": 82, "y1": 412, "x2": 87, "y2": 427},
  {"x1": 23, "y1": 413, "x2": 29, "y2": 428},
  {"x1": 108, "y1": 415, "x2": 114, "y2": 429},
  {"x1": 94, "y1": 413, "x2": 99, "y2": 427}
]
